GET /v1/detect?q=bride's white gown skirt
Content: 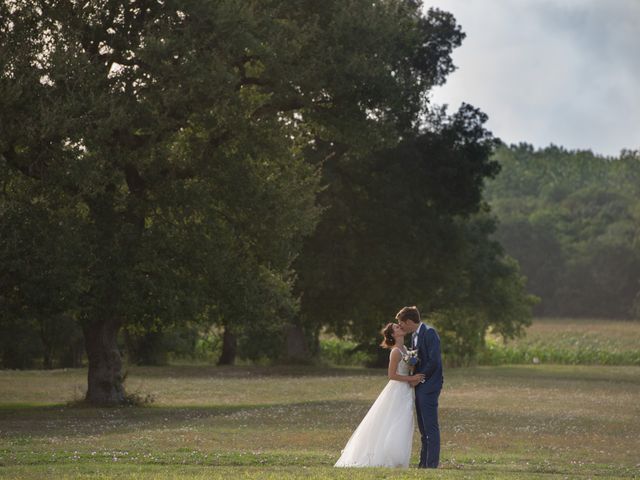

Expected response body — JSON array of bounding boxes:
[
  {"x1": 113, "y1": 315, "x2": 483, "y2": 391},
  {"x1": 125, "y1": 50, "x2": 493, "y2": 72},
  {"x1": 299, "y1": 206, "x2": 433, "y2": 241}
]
[{"x1": 335, "y1": 378, "x2": 414, "y2": 468}]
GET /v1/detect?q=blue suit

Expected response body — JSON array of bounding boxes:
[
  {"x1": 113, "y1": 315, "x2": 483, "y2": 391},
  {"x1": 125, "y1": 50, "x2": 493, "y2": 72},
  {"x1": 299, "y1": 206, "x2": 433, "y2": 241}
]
[{"x1": 413, "y1": 323, "x2": 443, "y2": 468}]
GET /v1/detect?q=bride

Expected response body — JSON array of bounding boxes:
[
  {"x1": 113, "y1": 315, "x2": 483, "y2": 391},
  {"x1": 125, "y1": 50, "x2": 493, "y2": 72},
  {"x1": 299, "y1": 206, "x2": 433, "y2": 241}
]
[{"x1": 335, "y1": 323, "x2": 424, "y2": 468}]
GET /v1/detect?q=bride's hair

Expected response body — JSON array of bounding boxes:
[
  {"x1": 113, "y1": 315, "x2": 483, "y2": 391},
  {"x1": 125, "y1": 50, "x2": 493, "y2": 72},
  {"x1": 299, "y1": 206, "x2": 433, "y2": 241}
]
[{"x1": 380, "y1": 323, "x2": 396, "y2": 349}]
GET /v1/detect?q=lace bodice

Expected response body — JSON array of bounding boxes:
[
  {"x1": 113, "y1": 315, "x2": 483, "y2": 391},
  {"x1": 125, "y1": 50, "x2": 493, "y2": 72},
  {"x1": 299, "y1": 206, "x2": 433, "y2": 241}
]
[{"x1": 393, "y1": 347, "x2": 411, "y2": 376}]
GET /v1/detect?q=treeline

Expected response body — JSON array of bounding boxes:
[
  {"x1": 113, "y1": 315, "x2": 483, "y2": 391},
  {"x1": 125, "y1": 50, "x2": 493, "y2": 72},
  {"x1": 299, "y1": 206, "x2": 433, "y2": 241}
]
[
  {"x1": 485, "y1": 144, "x2": 640, "y2": 319},
  {"x1": 0, "y1": 1, "x2": 535, "y2": 403}
]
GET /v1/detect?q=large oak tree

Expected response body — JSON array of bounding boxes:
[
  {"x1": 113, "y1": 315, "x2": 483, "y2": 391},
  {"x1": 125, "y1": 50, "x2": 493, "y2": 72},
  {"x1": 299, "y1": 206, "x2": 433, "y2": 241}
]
[{"x1": 1, "y1": 1, "x2": 469, "y2": 402}]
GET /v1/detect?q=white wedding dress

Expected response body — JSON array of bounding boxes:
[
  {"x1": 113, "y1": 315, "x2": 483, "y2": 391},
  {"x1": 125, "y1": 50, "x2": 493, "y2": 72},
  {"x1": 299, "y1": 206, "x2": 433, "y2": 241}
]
[{"x1": 335, "y1": 347, "x2": 414, "y2": 468}]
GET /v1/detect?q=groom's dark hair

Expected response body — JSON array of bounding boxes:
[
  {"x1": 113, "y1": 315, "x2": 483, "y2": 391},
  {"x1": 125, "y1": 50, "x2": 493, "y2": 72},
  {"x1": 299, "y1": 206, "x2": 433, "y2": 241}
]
[{"x1": 395, "y1": 306, "x2": 421, "y2": 324}]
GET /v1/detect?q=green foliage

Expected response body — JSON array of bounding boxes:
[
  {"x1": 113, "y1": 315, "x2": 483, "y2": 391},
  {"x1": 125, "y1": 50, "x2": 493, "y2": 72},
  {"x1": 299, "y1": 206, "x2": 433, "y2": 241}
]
[
  {"x1": 123, "y1": 320, "x2": 216, "y2": 366},
  {"x1": 486, "y1": 144, "x2": 640, "y2": 318},
  {"x1": 425, "y1": 215, "x2": 538, "y2": 365},
  {"x1": 0, "y1": 1, "x2": 545, "y2": 375},
  {"x1": 2, "y1": 1, "x2": 327, "y2": 381},
  {"x1": 190, "y1": 329, "x2": 222, "y2": 364},
  {"x1": 296, "y1": 106, "x2": 536, "y2": 365},
  {"x1": 318, "y1": 338, "x2": 371, "y2": 366},
  {"x1": 0, "y1": 318, "x2": 42, "y2": 369},
  {"x1": 0, "y1": 0, "x2": 501, "y2": 376}
]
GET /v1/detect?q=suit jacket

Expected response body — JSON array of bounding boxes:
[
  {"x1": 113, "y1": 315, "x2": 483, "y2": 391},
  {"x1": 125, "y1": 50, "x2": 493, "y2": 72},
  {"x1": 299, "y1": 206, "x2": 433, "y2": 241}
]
[{"x1": 413, "y1": 323, "x2": 443, "y2": 394}]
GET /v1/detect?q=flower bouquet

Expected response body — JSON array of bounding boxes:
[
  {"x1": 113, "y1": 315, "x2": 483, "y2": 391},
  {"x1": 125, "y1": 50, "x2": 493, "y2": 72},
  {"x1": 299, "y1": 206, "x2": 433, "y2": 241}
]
[{"x1": 402, "y1": 348, "x2": 419, "y2": 374}]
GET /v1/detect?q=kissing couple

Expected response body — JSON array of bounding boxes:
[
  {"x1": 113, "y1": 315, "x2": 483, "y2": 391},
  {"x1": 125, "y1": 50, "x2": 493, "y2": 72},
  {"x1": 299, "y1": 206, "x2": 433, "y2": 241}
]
[{"x1": 335, "y1": 306, "x2": 444, "y2": 469}]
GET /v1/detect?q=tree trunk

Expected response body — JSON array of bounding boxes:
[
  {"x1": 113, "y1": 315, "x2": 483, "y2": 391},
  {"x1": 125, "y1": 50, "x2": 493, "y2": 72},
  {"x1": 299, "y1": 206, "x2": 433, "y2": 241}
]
[
  {"x1": 286, "y1": 324, "x2": 311, "y2": 362},
  {"x1": 42, "y1": 349, "x2": 53, "y2": 370},
  {"x1": 83, "y1": 319, "x2": 126, "y2": 405},
  {"x1": 218, "y1": 327, "x2": 236, "y2": 365},
  {"x1": 39, "y1": 318, "x2": 54, "y2": 369}
]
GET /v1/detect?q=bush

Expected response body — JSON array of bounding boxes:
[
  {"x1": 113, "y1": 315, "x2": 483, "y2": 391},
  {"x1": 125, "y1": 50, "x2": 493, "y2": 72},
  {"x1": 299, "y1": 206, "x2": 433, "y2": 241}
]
[{"x1": 319, "y1": 338, "x2": 371, "y2": 366}]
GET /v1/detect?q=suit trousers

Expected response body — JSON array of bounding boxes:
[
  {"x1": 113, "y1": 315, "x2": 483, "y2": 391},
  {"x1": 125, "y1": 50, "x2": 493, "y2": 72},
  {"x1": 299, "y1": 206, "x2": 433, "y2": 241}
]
[{"x1": 415, "y1": 389, "x2": 440, "y2": 468}]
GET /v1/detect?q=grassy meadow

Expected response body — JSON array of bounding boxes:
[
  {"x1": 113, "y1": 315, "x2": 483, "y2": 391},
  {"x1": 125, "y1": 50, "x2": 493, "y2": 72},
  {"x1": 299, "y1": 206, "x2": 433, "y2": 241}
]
[
  {"x1": 483, "y1": 318, "x2": 640, "y2": 366},
  {"x1": 1, "y1": 319, "x2": 639, "y2": 479}
]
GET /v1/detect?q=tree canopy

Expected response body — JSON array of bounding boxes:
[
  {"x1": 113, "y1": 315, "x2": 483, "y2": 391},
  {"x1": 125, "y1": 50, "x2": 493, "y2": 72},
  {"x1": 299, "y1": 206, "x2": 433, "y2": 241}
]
[
  {"x1": 0, "y1": 0, "x2": 536, "y2": 399},
  {"x1": 485, "y1": 144, "x2": 640, "y2": 319}
]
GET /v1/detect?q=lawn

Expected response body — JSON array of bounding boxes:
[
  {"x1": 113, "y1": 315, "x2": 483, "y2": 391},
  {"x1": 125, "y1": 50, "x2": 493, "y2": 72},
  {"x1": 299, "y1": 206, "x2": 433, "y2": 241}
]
[{"x1": 1, "y1": 362, "x2": 639, "y2": 479}]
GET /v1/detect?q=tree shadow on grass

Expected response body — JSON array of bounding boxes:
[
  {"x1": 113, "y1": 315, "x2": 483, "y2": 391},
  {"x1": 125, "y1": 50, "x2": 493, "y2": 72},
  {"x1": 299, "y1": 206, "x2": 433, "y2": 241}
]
[
  {"x1": 126, "y1": 364, "x2": 384, "y2": 379},
  {"x1": 0, "y1": 399, "x2": 371, "y2": 439},
  {"x1": 3, "y1": 395, "x2": 638, "y2": 440}
]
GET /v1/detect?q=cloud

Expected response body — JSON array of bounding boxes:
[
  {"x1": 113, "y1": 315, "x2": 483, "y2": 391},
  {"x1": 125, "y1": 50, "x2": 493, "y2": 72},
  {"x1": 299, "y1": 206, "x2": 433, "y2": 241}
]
[{"x1": 425, "y1": 0, "x2": 640, "y2": 156}]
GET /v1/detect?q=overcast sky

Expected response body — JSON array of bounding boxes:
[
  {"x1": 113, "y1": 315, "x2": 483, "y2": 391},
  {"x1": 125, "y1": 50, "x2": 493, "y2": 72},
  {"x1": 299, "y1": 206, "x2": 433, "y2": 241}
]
[{"x1": 424, "y1": 0, "x2": 640, "y2": 157}]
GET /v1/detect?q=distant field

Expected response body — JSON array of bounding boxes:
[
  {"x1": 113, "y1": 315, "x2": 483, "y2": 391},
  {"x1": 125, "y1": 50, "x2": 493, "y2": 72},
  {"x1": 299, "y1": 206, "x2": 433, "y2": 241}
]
[
  {"x1": 483, "y1": 318, "x2": 640, "y2": 366},
  {"x1": 1, "y1": 362, "x2": 639, "y2": 479}
]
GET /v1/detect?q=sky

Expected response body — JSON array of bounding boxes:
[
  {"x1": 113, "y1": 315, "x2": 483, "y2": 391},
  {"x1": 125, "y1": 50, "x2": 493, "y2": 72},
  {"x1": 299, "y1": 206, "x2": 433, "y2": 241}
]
[{"x1": 424, "y1": 0, "x2": 640, "y2": 157}]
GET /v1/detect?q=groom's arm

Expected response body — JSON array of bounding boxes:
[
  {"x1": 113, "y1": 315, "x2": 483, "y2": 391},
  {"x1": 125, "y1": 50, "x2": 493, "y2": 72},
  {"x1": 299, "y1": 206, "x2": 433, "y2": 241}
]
[{"x1": 421, "y1": 329, "x2": 442, "y2": 379}]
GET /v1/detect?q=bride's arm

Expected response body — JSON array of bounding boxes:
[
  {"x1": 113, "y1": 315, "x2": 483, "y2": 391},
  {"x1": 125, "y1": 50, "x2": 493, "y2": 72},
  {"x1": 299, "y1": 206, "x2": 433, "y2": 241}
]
[{"x1": 388, "y1": 349, "x2": 424, "y2": 383}]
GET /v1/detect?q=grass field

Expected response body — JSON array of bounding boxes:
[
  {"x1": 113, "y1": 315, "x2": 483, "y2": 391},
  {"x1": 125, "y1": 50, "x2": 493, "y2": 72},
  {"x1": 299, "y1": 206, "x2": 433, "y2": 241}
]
[
  {"x1": 1, "y1": 361, "x2": 639, "y2": 479},
  {"x1": 483, "y1": 318, "x2": 640, "y2": 366},
  {"x1": 1, "y1": 318, "x2": 639, "y2": 479}
]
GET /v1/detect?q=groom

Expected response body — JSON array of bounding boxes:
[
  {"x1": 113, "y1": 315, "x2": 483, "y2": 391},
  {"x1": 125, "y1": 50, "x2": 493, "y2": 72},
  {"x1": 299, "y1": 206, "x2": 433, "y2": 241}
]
[{"x1": 396, "y1": 306, "x2": 443, "y2": 469}]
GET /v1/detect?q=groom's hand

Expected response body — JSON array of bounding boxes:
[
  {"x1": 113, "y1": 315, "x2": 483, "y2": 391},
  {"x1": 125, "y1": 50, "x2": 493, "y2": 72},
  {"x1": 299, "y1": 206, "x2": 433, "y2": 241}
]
[{"x1": 409, "y1": 373, "x2": 425, "y2": 387}]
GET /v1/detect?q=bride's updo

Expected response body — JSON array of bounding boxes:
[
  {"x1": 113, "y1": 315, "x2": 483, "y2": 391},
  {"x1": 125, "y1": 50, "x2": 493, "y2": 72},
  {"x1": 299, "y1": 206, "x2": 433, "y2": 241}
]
[{"x1": 380, "y1": 322, "x2": 396, "y2": 349}]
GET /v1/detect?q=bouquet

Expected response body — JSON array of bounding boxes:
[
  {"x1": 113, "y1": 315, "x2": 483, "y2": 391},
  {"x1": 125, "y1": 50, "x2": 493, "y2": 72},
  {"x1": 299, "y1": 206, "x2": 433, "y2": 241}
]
[{"x1": 402, "y1": 348, "x2": 419, "y2": 374}]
